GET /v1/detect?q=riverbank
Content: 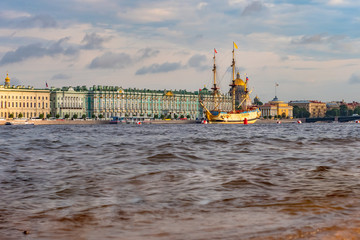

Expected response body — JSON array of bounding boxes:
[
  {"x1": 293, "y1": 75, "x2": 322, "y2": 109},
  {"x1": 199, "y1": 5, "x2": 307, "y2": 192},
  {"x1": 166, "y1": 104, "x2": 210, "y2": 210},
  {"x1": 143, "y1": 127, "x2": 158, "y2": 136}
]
[{"x1": 0, "y1": 118, "x2": 301, "y2": 125}]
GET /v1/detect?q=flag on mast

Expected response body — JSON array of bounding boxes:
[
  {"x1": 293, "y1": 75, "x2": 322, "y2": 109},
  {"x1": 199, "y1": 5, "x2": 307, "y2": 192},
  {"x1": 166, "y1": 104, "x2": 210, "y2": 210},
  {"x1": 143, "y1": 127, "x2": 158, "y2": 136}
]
[
  {"x1": 214, "y1": 48, "x2": 217, "y2": 54},
  {"x1": 233, "y1": 42, "x2": 238, "y2": 49},
  {"x1": 46, "y1": 82, "x2": 48, "y2": 88}
]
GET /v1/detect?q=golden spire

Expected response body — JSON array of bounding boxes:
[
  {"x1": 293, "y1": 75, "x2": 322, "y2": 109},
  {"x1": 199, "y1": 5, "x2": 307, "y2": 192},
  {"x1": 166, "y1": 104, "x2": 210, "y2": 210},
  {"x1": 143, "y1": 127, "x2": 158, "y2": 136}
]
[{"x1": 5, "y1": 72, "x2": 10, "y2": 87}]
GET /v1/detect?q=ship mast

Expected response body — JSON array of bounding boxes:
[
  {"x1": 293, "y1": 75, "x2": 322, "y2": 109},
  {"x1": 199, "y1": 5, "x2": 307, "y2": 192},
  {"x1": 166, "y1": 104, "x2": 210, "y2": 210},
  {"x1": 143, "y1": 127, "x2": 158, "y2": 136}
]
[
  {"x1": 230, "y1": 42, "x2": 236, "y2": 112},
  {"x1": 211, "y1": 49, "x2": 220, "y2": 110}
]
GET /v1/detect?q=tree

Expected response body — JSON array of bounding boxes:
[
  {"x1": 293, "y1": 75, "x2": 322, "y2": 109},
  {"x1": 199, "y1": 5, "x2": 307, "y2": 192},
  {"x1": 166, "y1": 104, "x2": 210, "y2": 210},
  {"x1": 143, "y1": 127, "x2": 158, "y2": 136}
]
[
  {"x1": 18, "y1": 113, "x2": 23, "y2": 118},
  {"x1": 39, "y1": 113, "x2": 44, "y2": 119},
  {"x1": 340, "y1": 104, "x2": 348, "y2": 116},
  {"x1": 293, "y1": 106, "x2": 310, "y2": 118},
  {"x1": 263, "y1": 116, "x2": 268, "y2": 119},
  {"x1": 82, "y1": 114, "x2": 86, "y2": 119},
  {"x1": 73, "y1": 114, "x2": 78, "y2": 119},
  {"x1": 9, "y1": 113, "x2": 14, "y2": 118},
  {"x1": 98, "y1": 114, "x2": 104, "y2": 119},
  {"x1": 281, "y1": 112, "x2": 286, "y2": 118},
  {"x1": 56, "y1": 114, "x2": 60, "y2": 119},
  {"x1": 187, "y1": 114, "x2": 191, "y2": 119},
  {"x1": 154, "y1": 114, "x2": 159, "y2": 119},
  {"x1": 46, "y1": 114, "x2": 51, "y2": 119},
  {"x1": 91, "y1": 114, "x2": 96, "y2": 119},
  {"x1": 64, "y1": 114, "x2": 70, "y2": 119},
  {"x1": 326, "y1": 109, "x2": 339, "y2": 117},
  {"x1": 354, "y1": 107, "x2": 360, "y2": 115},
  {"x1": 180, "y1": 115, "x2": 185, "y2": 119}
]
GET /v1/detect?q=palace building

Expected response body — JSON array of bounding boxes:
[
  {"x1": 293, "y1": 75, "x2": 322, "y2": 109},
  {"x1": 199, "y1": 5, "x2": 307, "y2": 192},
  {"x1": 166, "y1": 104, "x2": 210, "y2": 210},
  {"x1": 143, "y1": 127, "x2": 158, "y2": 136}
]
[
  {"x1": 50, "y1": 86, "x2": 87, "y2": 119},
  {"x1": 0, "y1": 73, "x2": 50, "y2": 119},
  {"x1": 48, "y1": 85, "x2": 230, "y2": 120},
  {"x1": 289, "y1": 100, "x2": 327, "y2": 118},
  {"x1": 86, "y1": 86, "x2": 212, "y2": 119},
  {"x1": 260, "y1": 96, "x2": 293, "y2": 118}
]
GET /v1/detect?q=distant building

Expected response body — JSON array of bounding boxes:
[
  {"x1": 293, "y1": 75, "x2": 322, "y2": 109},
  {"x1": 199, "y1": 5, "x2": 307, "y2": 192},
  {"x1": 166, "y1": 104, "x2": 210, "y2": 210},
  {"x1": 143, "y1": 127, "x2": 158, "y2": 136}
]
[
  {"x1": 85, "y1": 86, "x2": 230, "y2": 120},
  {"x1": 260, "y1": 96, "x2": 293, "y2": 118},
  {"x1": 326, "y1": 101, "x2": 340, "y2": 110},
  {"x1": 0, "y1": 73, "x2": 50, "y2": 119},
  {"x1": 50, "y1": 86, "x2": 87, "y2": 118},
  {"x1": 230, "y1": 73, "x2": 252, "y2": 108},
  {"x1": 289, "y1": 100, "x2": 327, "y2": 118}
]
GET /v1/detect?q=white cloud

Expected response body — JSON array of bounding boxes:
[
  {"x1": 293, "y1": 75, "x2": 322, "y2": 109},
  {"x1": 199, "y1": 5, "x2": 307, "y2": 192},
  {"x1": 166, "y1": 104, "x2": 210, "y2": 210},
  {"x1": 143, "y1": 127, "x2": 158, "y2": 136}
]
[
  {"x1": 0, "y1": 10, "x2": 31, "y2": 19},
  {"x1": 118, "y1": 7, "x2": 176, "y2": 23},
  {"x1": 197, "y1": 2, "x2": 208, "y2": 10}
]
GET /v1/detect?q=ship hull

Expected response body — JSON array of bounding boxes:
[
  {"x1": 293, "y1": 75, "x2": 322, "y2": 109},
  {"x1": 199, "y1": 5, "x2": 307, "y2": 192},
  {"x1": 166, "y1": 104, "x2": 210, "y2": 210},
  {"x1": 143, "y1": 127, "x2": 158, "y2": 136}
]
[{"x1": 206, "y1": 108, "x2": 261, "y2": 124}]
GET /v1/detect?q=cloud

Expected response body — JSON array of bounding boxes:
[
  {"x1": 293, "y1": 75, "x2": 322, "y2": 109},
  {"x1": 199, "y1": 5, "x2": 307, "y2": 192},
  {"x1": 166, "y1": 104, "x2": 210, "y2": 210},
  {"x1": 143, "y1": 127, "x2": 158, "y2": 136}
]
[
  {"x1": 349, "y1": 74, "x2": 360, "y2": 84},
  {"x1": 197, "y1": 2, "x2": 208, "y2": 10},
  {"x1": 187, "y1": 54, "x2": 208, "y2": 71},
  {"x1": 241, "y1": 1, "x2": 266, "y2": 16},
  {"x1": 0, "y1": 37, "x2": 78, "y2": 66},
  {"x1": 137, "y1": 48, "x2": 160, "y2": 60},
  {"x1": 328, "y1": 0, "x2": 347, "y2": 5},
  {"x1": 51, "y1": 73, "x2": 71, "y2": 80},
  {"x1": 16, "y1": 14, "x2": 58, "y2": 28},
  {"x1": 135, "y1": 62, "x2": 183, "y2": 75},
  {"x1": 291, "y1": 34, "x2": 344, "y2": 45},
  {"x1": 89, "y1": 48, "x2": 160, "y2": 69},
  {"x1": 89, "y1": 52, "x2": 132, "y2": 69},
  {"x1": 81, "y1": 33, "x2": 109, "y2": 50},
  {"x1": 0, "y1": 10, "x2": 31, "y2": 19},
  {"x1": 118, "y1": 7, "x2": 176, "y2": 23}
]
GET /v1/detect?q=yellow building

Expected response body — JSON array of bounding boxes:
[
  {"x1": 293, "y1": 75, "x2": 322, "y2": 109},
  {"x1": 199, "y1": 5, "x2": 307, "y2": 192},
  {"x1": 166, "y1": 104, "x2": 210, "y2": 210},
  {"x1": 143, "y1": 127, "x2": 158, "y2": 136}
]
[
  {"x1": 289, "y1": 100, "x2": 327, "y2": 118},
  {"x1": 0, "y1": 73, "x2": 50, "y2": 119},
  {"x1": 260, "y1": 96, "x2": 293, "y2": 118}
]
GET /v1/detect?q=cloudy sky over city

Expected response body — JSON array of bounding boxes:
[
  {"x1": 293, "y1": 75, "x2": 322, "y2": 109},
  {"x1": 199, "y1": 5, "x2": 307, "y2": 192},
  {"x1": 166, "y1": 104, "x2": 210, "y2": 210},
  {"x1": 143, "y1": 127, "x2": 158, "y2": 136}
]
[{"x1": 0, "y1": 0, "x2": 359, "y2": 102}]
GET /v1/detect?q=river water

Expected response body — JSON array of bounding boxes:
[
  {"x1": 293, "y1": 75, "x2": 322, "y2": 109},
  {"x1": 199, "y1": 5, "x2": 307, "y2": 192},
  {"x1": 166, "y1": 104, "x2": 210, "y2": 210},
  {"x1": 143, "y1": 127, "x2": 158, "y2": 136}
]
[{"x1": 1, "y1": 123, "x2": 360, "y2": 240}]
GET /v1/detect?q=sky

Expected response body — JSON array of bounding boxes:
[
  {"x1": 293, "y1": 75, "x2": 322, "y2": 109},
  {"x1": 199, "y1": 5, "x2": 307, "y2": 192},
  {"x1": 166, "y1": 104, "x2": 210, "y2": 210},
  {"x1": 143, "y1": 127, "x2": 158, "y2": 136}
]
[{"x1": 0, "y1": 0, "x2": 359, "y2": 102}]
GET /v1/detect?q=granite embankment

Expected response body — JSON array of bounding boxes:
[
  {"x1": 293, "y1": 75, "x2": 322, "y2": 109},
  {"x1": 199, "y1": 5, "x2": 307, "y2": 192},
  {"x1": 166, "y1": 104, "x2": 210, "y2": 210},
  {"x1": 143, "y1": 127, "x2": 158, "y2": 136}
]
[{"x1": 0, "y1": 119, "x2": 300, "y2": 125}]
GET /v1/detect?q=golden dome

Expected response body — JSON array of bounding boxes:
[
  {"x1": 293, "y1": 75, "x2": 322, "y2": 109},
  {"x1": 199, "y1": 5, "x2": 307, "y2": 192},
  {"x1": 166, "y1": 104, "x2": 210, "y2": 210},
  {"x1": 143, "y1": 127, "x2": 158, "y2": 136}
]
[
  {"x1": 5, "y1": 73, "x2": 10, "y2": 82},
  {"x1": 234, "y1": 72, "x2": 246, "y2": 86},
  {"x1": 234, "y1": 78, "x2": 245, "y2": 86}
]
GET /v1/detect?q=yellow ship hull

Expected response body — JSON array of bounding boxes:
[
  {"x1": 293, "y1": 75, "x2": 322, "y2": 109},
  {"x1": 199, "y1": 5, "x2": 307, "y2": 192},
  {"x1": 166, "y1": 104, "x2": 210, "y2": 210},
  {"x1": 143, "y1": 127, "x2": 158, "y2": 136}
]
[{"x1": 205, "y1": 108, "x2": 261, "y2": 124}]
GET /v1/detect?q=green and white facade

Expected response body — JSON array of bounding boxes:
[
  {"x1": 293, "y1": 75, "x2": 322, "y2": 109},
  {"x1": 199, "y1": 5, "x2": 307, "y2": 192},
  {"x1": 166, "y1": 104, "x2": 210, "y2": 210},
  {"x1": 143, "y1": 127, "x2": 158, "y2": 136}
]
[
  {"x1": 50, "y1": 85, "x2": 232, "y2": 120},
  {"x1": 50, "y1": 86, "x2": 87, "y2": 119}
]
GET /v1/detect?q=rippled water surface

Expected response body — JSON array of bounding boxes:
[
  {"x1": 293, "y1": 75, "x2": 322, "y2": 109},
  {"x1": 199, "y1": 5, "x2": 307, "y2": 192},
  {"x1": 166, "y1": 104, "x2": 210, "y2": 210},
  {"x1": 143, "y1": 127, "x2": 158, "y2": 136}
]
[{"x1": 1, "y1": 123, "x2": 360, "y2": 240}]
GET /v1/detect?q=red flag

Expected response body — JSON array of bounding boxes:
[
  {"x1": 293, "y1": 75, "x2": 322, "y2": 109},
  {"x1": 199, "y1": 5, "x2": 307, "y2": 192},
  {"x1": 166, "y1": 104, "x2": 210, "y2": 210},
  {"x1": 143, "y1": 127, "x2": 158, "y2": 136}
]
[
  {"x1": 46, "y1": 82, "x2": 48, "y2": 88},
  {"x1": 214, "y1": 48, "x2": 217, "y2": 54},
  {"x1": 246, "y1": 77, "x2": 249, "y2": 81}
]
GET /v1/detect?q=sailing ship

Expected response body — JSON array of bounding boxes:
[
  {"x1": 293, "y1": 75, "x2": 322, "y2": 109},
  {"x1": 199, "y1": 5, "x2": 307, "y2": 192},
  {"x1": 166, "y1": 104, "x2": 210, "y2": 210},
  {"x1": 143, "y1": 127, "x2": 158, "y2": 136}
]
[{"x1": 199, "y1": 43, "x2": 261, "y2": 124}]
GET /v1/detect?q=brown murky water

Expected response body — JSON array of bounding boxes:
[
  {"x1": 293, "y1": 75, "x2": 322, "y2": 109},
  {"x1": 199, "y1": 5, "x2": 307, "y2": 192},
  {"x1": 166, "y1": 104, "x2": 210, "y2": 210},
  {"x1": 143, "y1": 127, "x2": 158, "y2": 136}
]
[{"x1": 1, "y1": 123, "x2": 360, "y2": 239}]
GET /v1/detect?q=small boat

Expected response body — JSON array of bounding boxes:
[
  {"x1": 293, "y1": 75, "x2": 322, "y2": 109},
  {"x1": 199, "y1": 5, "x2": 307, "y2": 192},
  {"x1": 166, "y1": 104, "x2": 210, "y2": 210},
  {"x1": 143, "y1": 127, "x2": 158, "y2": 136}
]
[
  {"x1": 109, "y1": 116, "x2": 124, "y2": 124},
  {"x1": 199, "y1": 43, "x2": 261, "y2": 124},
  {"x1": 5, "y1": 120, "x2": 34, "y2": 125}
]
